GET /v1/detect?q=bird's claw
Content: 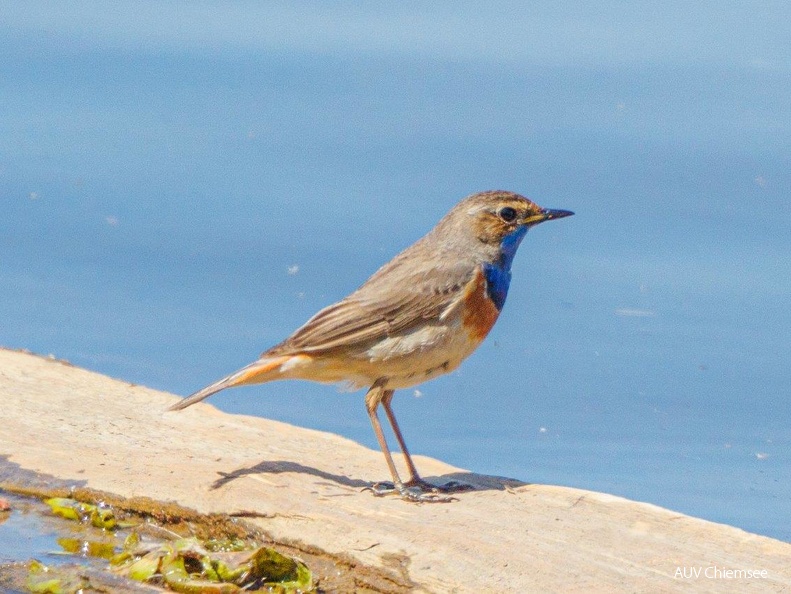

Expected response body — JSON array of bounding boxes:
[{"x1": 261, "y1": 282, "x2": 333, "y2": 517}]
[{"x1": 365, "y1": 479, "x2": 471, "y2": 503}]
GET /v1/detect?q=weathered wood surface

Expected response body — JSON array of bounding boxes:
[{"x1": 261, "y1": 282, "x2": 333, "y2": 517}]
[{"x1": 1, "y1": 348, "x2": 789, "y2": 593}]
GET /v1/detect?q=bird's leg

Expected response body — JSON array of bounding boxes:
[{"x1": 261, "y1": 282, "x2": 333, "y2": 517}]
[
  {"x1": 381, "y1": 390, "x2": 470, "y2": 498},
  {"x1": 364, "y1": 384, "x2": 454, "y2": 503},
  {"x1": 364, "y1": 384, "x2": 404, "y2": 490},
  {"x1": 380, "y1": 389, "x2": 423, "y2": 485}
]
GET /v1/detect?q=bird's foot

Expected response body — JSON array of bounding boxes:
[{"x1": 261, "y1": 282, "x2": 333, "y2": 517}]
[
  {"x1": 366, "y1": 478, "x2": 471, "y2": 503},
  {"x1": 367, "y1": 481, "x2": 457, "y2": 503}
]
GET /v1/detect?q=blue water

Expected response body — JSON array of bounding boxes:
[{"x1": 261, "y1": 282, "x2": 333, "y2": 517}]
[
  {"x1": 2, "y1": 3, "x2": 789, "y2": 541},
  {"x1": 0, "y1": 493, "x2": 113, "y2": 567}
]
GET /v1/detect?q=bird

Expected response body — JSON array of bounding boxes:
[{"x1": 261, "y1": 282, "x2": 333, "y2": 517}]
[{"x1": 169, "y1": 190, "x2": 573, "y2": 502}]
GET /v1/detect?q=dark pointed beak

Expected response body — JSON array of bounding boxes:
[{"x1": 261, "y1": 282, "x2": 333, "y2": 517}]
[{"x1": 524, "y1": 208, "x2": 574, "y2": 226}]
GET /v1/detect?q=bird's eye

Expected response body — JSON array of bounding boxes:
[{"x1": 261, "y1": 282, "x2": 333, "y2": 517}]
[{"x1": 499, "y1": 207, "x2": 517, "y2": 222}]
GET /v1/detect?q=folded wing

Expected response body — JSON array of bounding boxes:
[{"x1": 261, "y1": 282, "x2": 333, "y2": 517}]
[{"x1": 266, "y1": 260, "x2": 476, "y2": 356}]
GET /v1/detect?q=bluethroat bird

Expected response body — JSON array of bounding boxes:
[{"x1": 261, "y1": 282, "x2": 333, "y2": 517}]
[{"x1": 169, "y1": 191, "x2": 573, "y2": 502}]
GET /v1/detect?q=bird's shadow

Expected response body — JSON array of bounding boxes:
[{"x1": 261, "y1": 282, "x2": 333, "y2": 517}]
[{"x1": 211, "y1": 459, "x2": 527, "y2": 493}]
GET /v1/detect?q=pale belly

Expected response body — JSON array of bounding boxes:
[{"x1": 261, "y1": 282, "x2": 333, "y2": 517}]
[{"x1": 360, "y1": 318, "x2": 480, "y2": 389}]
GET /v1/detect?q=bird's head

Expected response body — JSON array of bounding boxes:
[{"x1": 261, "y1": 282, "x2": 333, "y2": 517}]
[{"x1": 459, "y1": 191, "x2": 574, "y2": 251}]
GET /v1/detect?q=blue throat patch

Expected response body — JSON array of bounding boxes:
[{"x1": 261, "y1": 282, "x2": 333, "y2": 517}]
[{"x1": 483, "y1": 226, "x2": 528, "y2": 311}]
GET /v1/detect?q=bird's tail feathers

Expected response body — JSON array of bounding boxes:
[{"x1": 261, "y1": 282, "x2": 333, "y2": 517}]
[{"x1": 167, "y1": 355, "x2": 292, "y2": 411}]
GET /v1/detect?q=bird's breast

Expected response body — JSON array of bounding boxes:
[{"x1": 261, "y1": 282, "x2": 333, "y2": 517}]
[
  {"x1": 461, "y1": 265, "x2": 503, "y2": 341},
  {"x1": 482, "y1": 262, "x2": 511, "y2": 311}
]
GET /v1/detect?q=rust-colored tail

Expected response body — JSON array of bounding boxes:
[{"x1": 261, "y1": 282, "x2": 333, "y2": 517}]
[{"x1": 167, "y1": 355, "x2": 292, "y2": 411}]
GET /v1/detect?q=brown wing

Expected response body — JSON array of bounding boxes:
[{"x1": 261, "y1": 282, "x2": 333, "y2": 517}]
[{"x1": 265, "y1": 260, "x2": 476, "y2": 356}]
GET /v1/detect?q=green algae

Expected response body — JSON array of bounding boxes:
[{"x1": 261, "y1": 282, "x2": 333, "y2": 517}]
[
  {"x1": 35, "y1": 495, "x2": 313, "y2": 592},
  {"x1": 111, "y1": 535, "x2": 313, "y2": 592},
  {"x1": 26, "y1": 560, "x2": 89, "y2": 594},
  {"x1": 45, "y1": 497, "x2": 120, "y2": 530}
]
